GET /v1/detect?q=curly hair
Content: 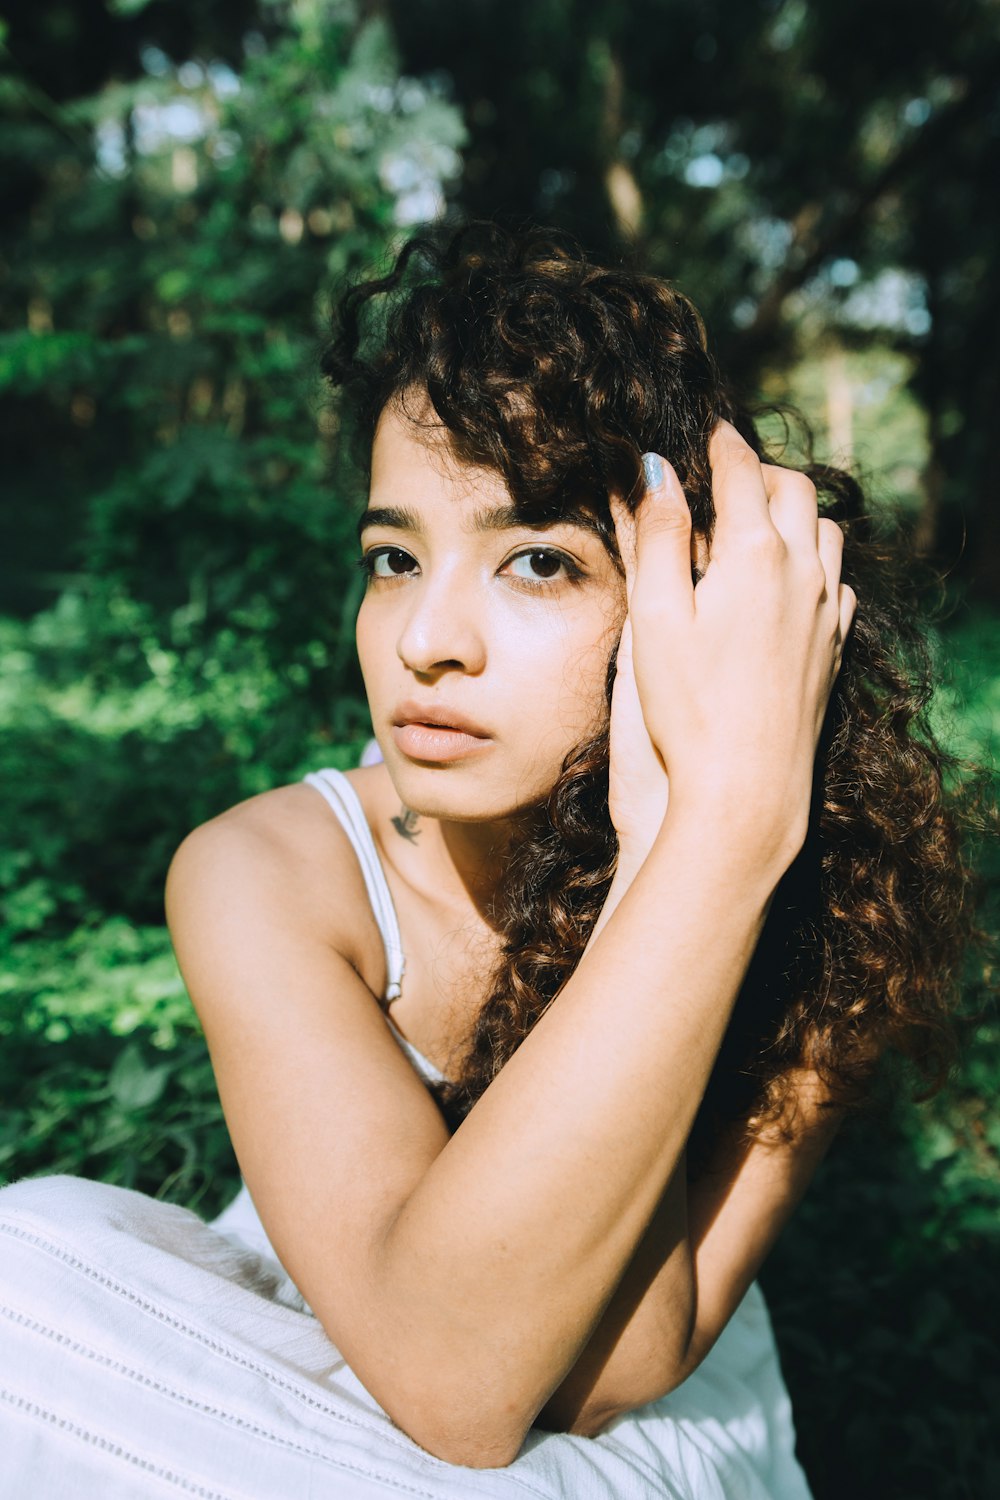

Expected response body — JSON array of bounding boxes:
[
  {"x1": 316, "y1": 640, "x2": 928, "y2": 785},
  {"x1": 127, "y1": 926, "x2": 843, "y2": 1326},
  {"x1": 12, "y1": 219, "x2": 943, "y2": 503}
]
[{"x1": 322, "y1": 220, "x2": 996, "y2": 1170}]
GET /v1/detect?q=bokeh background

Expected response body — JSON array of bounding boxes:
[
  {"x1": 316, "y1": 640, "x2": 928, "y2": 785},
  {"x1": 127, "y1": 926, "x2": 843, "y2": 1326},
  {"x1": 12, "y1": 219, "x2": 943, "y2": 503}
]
[{"x1": 2, "y1": 2, "x2": 998, "y2": 1495}]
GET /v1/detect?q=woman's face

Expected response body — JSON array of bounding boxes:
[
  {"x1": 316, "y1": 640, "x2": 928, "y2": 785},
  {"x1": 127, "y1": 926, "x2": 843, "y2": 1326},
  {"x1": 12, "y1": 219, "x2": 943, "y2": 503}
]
[{"x1": 356, "y1": 395, "x2": 625, "y2": 824}]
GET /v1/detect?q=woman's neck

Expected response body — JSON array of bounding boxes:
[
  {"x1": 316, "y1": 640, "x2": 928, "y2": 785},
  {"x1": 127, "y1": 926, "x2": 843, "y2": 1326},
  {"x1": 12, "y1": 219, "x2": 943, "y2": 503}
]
[
  {"x1": 435, "y1": 816, "x2": 522, "y2": 919},
  {"x1": 371, "y1": 775, "x2": 535, "y2": 927}
]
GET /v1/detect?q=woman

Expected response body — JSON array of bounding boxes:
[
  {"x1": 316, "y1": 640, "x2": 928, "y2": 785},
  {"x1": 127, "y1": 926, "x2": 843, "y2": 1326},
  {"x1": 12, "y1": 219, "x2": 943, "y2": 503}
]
[{"x1": 0, "y1": 223, "x2": 981, "y2": 1498}]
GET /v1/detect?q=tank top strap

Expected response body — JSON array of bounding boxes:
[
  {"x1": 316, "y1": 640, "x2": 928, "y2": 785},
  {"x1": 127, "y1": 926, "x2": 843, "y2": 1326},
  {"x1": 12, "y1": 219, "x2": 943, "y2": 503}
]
[{"x1": 302, "y1": 769, "x2": 406, "y2": 1003}]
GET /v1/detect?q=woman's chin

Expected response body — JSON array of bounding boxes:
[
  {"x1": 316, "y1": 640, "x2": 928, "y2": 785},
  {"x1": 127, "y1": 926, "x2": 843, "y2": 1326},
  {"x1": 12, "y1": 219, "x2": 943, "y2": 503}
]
[{"x1": 382, "y1": 754, "x2": 551, "y2": 825}]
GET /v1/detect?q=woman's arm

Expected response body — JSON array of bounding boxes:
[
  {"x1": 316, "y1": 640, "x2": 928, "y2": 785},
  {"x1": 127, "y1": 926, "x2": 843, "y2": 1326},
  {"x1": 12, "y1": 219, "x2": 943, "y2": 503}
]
[
  {"x1": 532, "y1": 442, "x2": 853, "y2": 1436},
  {"x1": 537, "y1": 1054, "x2": 843, "y2": 1434},
  {"x1": 171, "y1": 792, "x2": 784, "y2": 1465},
  {"x1": 168, "y1": 427, "x2": 854, "y2": 1468}
]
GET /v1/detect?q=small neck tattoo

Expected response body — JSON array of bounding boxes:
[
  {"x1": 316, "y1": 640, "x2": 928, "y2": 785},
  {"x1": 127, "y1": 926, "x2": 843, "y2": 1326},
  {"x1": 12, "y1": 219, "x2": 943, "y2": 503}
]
[{"x1": 391, "y1": 806, "x2": 421, "y2": 843}]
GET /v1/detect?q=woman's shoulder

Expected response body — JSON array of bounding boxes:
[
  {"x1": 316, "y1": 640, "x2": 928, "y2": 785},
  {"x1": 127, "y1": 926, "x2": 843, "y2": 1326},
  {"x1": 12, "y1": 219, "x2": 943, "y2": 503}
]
[{"x1": 165, "y1": 773, "x2": 390, "y2": 979}]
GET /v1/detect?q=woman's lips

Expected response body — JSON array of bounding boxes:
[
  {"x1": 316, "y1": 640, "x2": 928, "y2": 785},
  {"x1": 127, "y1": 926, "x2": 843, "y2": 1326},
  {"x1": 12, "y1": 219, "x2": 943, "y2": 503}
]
[
  {"x1": 392, "y1": 700, "x2": 491, "y2": 737},
  {"x1": 391, "y1": 722, "x2": 493, "y2": 763},
  {"x1": 390, "y1": 700, "x2": 493, "y2": 762}
]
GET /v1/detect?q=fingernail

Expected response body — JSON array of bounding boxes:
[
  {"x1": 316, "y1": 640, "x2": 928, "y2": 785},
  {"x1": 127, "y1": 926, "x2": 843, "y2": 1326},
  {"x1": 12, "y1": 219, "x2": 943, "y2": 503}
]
[{"x1": 642, "y1": 452, "x2": 664, "y2": 490}]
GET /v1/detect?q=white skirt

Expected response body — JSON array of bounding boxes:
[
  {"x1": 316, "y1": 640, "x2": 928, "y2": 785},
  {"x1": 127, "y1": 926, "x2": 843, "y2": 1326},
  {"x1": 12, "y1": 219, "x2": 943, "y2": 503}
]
[{"x1": 0, "y1": 1175, "x2": 813, "y2": 1499}]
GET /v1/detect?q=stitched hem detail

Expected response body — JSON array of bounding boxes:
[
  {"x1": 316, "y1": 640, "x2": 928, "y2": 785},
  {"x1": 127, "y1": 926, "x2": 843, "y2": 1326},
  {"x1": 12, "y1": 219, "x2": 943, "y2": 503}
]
[
  {"x1": 0, "y1": 1302, "x2": 442, "y2": 1495},
  {"x1": 0, "y1": 1219, "x2": 397, "y2": 1440},
  {"x1": 0, "y1": 1218, "x2": 552, "y2": 1499},
  {"x1": 0, "y1": 1384, "x2": 237, "y2": 1500}
]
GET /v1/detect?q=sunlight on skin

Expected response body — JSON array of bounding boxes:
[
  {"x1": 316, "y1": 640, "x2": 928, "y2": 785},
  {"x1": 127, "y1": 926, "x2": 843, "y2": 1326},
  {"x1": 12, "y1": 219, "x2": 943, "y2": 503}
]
[{"x1": 355, "y1": 395, "x2": 626, "y2": 894}]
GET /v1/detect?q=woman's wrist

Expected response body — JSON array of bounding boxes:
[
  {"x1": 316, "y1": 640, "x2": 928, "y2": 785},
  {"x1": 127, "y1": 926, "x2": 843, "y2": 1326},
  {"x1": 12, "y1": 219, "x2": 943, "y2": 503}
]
[
  {"x1": 597, "y1": 792, "x2": 793, "y2": 958},
  {"x1": 617, "y1": 805, "x2": 793, "y2": 875},
  {"x1": 614, "y1": 842, "x2": 653, "y2": 887},
  {"x1": 586, "y1": 841, "x2": 655, "y2": 954},
  {"x1": 655, "y1": 781, "x2": 806, "y2": 885}
]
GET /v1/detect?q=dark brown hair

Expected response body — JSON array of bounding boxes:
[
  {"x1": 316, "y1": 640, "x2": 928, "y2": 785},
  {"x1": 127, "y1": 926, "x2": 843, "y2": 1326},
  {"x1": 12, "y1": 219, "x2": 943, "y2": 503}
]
[{"x1": 322, "y1": 220, "x2": 995, "y2": 1169}]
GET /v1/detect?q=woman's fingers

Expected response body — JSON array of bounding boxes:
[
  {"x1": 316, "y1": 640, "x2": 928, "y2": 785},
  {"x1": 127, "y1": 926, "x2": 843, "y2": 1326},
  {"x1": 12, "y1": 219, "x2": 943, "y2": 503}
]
[
  {"x1": 609, "y1": 423, "x2": 861, "y2": 861},
  {"x1": 616, "y1": 610, "x2": 633, "y2": 666},
  {"x1": 610, "y1": 495, "x2": 638, "y2": 605},
  {"x1": 761, "y1": 464, "x2": 819, "y2": 553},
  {"x1": 706, "y1": 423, "x2": 774, "y2": 552},
  {"x1": 816, "y1": 514, "x2": 844, "y2": 587},
  {"x1": 726, "y1": 441, "x2": 851, "y2": 640},
  {"x1": 628, "y1": 452, "x2": 693, "y2": 622},
  {"x1": 839, "y1": 581, "x2": 858, "y2": 652}
]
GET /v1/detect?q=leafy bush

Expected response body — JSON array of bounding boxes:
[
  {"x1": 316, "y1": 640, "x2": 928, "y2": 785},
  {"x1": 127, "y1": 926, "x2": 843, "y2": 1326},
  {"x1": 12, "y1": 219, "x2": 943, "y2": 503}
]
[
  {"x1": 0, "y1": 918, "x2": 234, "y2": 1214},
  {"x1": 1, "y1": 0, "x2": 464, "y2": 1216}
]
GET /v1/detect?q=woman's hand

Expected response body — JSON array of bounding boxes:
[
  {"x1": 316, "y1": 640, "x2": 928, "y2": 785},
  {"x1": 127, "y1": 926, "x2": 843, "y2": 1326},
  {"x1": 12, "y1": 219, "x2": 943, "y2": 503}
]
[
  {"x1": 606, "y1": 496, "x2": 671, "y2": 874},
  {"x1": 609, "y1": 424, "x2": 856, "y2": 872}
]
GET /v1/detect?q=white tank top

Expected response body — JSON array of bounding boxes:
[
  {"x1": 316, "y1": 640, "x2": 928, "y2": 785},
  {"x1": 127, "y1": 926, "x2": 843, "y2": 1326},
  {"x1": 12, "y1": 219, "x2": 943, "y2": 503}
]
[{"x1": 302, "y1": 767, "x2": 447, "y2": 1087}]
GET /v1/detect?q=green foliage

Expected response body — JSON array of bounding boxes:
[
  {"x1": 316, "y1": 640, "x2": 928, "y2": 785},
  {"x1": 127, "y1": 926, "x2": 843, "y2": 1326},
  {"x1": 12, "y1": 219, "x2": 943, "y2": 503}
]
[
  {"x1": 1, "y1": 0, "x2": 466, "y2": 925},
  {"x1": 761, "y1": 605, "x2": 1000, "y2": 1499},
  {"x1": 926, "y1": 603, "x2": 1000, "y2": 777},
  {"x1": 764, "y1": 1021, "x2": 1000, "y2": 1499},
  {"x1": 0, "y1": 919, "x2": 238, "y2": 1216},
  {"x1": 0, "y1": 603, "x2": 374, "y2": 930},
  {"x1": 1, "y1": 0, "x2": 465, "y2": 646}
]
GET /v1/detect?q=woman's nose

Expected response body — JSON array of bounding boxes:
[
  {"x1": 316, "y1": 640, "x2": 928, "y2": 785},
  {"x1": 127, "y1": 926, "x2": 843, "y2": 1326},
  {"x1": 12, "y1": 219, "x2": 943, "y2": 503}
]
[{"x1": 396, "y1": 576, "x2": 487, "y2": 678}]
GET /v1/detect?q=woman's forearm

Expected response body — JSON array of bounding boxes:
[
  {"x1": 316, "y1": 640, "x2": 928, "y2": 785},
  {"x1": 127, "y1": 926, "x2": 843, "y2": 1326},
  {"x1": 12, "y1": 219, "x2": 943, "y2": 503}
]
[
  {"x1": 367, "y1": 801, "x2": 787, "y2": 1460},
  {"x1": 535, "y1": 855, "x2": 694, "y2": 1436},
  {"x1": 536, "y1": 1160, "x2": 694, "y2": 1434}
]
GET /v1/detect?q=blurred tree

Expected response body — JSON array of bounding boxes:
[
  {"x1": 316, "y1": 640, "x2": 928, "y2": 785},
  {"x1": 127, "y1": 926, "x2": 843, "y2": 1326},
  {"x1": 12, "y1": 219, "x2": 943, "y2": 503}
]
[
  {"x1": 1, "y1": 0, "x2": 464, "y2": 611},
  {"x1": 0, "y1": 0, "x2": 465, "y2": 926},
  {"x1": 385, "y1": 0, "x2": 1000, "y2": 593}
]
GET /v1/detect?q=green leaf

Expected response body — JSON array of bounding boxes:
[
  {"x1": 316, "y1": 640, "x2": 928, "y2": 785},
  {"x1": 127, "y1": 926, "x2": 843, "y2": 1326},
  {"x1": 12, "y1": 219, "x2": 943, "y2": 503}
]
[{"x1": 108, "y1": 1043, "x2": 170, "y2": 1111}]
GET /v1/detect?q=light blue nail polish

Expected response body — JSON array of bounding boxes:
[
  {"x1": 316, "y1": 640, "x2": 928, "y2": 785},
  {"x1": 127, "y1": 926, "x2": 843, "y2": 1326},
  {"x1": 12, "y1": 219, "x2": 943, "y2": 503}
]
[{"x1": 642, "y1": 452, "x2": 664, "y2": 490}]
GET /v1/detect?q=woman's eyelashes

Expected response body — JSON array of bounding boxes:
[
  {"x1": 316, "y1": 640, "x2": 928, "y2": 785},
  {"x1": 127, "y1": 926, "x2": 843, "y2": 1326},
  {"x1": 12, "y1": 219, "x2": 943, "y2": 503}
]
[
  {"x1": 358, "y1": 545, "x2": 416, "y2": 580},
  {"x1": 502, "y1": 548, "x2": 585, "y2": 587},
  {"x1": 358, "y1": 545, "x2": 585, "y2": 588}
]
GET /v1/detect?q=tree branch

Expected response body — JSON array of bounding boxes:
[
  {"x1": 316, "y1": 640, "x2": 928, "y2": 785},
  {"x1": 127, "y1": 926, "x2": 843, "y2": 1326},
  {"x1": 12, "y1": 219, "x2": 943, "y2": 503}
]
[{"x1": 739, "y1": 69, "x2": 992, "y2": 361}]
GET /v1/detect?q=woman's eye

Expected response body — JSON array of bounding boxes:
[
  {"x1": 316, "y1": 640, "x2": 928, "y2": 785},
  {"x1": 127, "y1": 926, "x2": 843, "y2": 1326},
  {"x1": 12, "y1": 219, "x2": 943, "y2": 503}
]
[
  {"x1": 505, "y1": 550, "x2": 574, "y2": 583},
  {"x1": 363, "y1": 547, "x2": 417, "y2": 579}
]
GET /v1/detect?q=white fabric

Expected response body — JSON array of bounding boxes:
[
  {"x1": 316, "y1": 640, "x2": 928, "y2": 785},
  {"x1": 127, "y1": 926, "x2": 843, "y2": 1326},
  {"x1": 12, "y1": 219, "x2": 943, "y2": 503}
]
[
  {"x1": 302, "y1": 767, "x2": 444, "y2": 1084},
  {"x1": 0, "y1": 762, "x2": 815, "y2": 1498},
  {"x1": 359, "y1": 737, "x2": 386, "y2": 769},
  {"x1": 303, "y1": 768, "x2": 407, "y2": 1007}
]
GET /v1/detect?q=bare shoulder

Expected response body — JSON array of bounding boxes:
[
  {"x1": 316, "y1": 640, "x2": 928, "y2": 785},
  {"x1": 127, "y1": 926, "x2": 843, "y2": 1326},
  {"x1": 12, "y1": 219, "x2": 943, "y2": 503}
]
[
  {"x1": 165, "y1": 780, "x2": 382, "y2": 983},
  {"x1": 162, "y1": 774, "x2": 452, "y2": 1378}
]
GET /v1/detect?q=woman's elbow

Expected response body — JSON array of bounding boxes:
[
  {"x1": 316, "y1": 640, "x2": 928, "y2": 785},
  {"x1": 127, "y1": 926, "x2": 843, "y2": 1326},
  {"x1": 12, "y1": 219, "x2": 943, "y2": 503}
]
[
  {"x1": 568, "y1": 1370, "x2": 687, "y2": 1437},
  {"x1": 377, "y1": 1371, "x2": 532, "y2": 1469},
  {"x1": 395, "y1": 1357, "x2": 695, "y2": 1461},
  {"x1": 422, "y1": 1435, "x2": 524, "y2": 1470},
  {"x1": 397, "y1": 1406, "x2": 528, "y2": 1470},
  {"x1": 552, "y1": 1353, "x2": 695, "y2": 1438}
]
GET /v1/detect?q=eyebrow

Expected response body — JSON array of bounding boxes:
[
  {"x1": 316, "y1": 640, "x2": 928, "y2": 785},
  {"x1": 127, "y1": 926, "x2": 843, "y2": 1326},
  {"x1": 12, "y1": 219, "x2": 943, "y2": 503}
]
[{"x1": 356, "y1": 502, "x2": 603, "y2": 541}]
